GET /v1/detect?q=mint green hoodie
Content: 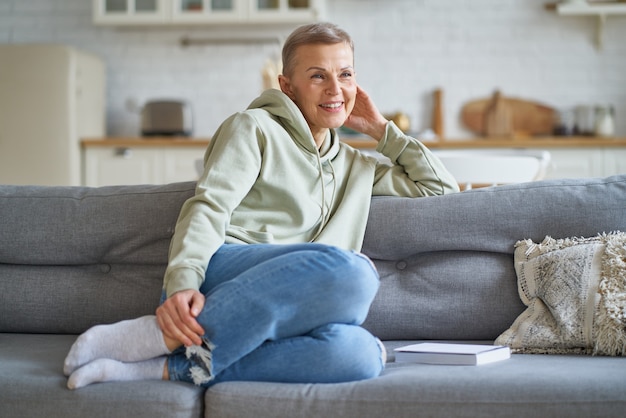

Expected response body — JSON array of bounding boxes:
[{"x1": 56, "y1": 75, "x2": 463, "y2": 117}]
[{"x1": 164, "y1": 89, "x2": 458, "y2": 297}]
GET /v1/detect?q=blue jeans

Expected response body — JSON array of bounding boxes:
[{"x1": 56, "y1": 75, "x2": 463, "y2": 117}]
[{"x1": 165, "y1": 243, "x2": 383, "y2": 387}]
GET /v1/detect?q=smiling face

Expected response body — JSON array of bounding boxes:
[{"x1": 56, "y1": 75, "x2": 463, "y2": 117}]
[{"x1": 278, "y1": 42, "x2": 357, "y2": 147}]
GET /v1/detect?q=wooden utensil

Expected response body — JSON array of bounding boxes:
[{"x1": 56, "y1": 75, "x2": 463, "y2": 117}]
[
  {"x1": 432, "y1": 88, "x2": 444, "y2": 139},
  {"x1": 483, "y1": 90, "x2": 512, "y2": 137},
  {"x1": 462, "y1": 91, "x2": 557, "y2": 137}
]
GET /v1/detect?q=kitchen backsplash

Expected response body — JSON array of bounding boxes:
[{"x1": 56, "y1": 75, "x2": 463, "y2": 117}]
[{"x1": 1, "y1": 0, "x2": 625, "y2": 138}]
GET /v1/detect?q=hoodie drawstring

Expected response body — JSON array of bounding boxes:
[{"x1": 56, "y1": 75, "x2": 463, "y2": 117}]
[{"x1": 310, "y1": 150, "x2": 336, "y2": 242}]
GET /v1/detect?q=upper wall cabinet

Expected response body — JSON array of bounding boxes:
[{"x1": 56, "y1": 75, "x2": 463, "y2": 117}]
[
  {"x1": 171, "y1": 0, "x2": 246, "y2": 23},
  {"x1": 93, "y1": 0, "x2": 326, "y2": 25},
  {"x1": 247, "y1": 0, "x2": 324, "y2": 23},
  {"x1": 93, "y1": 0, "x2": 169, "y2": 24}
]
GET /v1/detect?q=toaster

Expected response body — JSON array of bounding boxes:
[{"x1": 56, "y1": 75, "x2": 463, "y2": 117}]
[{"x1": 141, "y1": 100, "x2": 193, "y2": 137}]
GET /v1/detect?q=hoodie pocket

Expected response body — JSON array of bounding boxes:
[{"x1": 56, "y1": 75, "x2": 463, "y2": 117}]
[{"x1": 226, "y1": 225, "x2": 274, "y2": 244}]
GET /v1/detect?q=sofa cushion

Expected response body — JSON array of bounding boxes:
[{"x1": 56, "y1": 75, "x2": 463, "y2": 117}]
[
  {"x1": 0, "y1": 333, "x2": 204, "y2": 418},
  {"x1": 0, "y1": 182, "x2": 195, "y2": 266},
  {"x1": 204, "y1": 341, "x2": 626, "y2": 418},
  {"x1": 361, "y1": 175, "x2": 626, "y2": 340},
  {"x1": 0, "y1": 182, "x2": 196, "y2": 333}
]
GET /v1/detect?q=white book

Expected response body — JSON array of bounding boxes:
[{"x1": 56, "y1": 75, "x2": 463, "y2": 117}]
[{"x1": 394, "y1": 343, "x2": 511, "y2": 365}]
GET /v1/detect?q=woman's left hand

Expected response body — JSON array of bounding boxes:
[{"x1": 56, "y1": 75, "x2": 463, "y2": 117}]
[{"x1": 343, "y1": 85, "x2": 388, "y2": 141}]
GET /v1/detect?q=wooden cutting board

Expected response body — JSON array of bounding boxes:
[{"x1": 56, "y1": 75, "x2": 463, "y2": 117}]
[{"x1": 462, "y1": 92, "x2": 557, "y2": 137}]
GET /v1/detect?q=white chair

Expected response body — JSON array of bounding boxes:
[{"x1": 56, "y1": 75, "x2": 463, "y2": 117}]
[
  {"x1": 432, "y1": 149, "x2": 551, "y2": 191},
  {"x1": 195, "y1": 158, "x2": 205, "y2": 178}
]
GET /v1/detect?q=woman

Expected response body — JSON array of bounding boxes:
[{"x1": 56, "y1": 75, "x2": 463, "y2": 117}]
[{"x1": 64, "y1": 22, "x2": 458, "y2": 389}]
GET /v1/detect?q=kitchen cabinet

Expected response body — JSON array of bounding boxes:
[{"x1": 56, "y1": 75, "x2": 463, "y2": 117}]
[
  {"x1": 82, "y1": 140, "x2": 207, "y2": 186},
  {"x1": 93, "y1": 0, "x2": 169, "y2": 25},
  {"x1": 344, "y1": 136, "x2": 626, "y2": 180},
  {"x1": 93, "y1": 0, "x2": 325, "y2": 25},
  {"x1": 598, "y1": 148, "x2": 626, "y2": 177},
  {"x1": 82, "y1": 137, "x2": 626, "y2": 186},
  {"x1": 247, "y1": 0, "x2": 325, "y2": 24},
  {"x1": 451, "y1": 139, "x2": 626, "y2": 180},
  {"x1": 537, "y1": 148, "x2": 605, "y2": 178},
  {"x1": 539, "y1": 147, "x2": 626, "y2": 179},
  {"x1": 171, "y1": 0, "x2": 244, "y2": 23},
  {"x1": 439, "y1": 142, "x2": 626, "y2": 180}
]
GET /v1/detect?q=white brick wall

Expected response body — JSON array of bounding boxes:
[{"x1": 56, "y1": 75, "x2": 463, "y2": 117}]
[{"x1": 2, "y1": 0, "x2": 625, "y2": 138}]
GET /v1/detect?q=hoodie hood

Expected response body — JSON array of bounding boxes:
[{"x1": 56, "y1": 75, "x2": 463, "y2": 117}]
[{"x1": 247, "y1": 89, "x2": 340, "y2": 162}]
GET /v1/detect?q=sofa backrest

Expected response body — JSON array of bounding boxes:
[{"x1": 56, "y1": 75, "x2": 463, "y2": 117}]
[
  {"x1": 361, "y1": 175, "x2": 626, "y2": 340},
  {"x1": 0, "y1": 182, "x2": 196, "y2": 333},
  {"x1": 1, "y1": 175, "x2": 625, "y2": 338}
]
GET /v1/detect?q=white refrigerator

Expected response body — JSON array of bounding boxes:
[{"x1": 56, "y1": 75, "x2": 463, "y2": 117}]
[{"x1": 0, "y1": 44, "x2": 105, "y2": 186}]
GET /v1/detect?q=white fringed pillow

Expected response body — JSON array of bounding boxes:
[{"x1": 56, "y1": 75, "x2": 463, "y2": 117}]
[{"x1": 496, "y1": 232, "x2": 626, "y2": 356}]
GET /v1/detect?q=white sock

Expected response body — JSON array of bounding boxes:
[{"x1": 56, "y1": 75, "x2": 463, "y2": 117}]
[
  {"x1": 67, "y1": 357, "x2": 167, "y2": 390},
  {"x1": 64, "y1": 315, "x2": 170, "y2": 376}
]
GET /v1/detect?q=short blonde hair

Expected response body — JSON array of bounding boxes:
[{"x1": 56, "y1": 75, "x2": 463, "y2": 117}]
[{"x1": 281, "y1": 22, "x2": 354, "y2": 77}]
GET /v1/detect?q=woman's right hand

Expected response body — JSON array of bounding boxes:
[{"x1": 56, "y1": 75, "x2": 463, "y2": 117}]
[{"x1": 156, "y1": 289, "x2": 206, "y2": 347}]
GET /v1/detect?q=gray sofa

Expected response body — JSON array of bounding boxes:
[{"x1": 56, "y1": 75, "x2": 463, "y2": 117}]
[{"x1": 1, "y1": 174, "x2": 625, "y2": 418}]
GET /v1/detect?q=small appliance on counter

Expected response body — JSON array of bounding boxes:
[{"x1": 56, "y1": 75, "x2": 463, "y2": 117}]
[{"x1": 141, "y1": 100, "x2": 193, "y2": 137}]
